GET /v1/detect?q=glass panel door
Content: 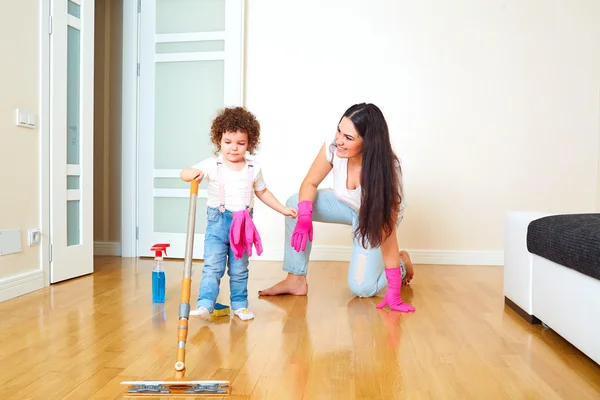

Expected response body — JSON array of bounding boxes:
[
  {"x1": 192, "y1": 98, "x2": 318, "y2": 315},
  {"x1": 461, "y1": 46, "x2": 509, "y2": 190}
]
[
  {"x1": 138, "y1": 0, "x2": 244, "y2": 259},
  {"x1": 50, "y1": 0, "x2": 94, "y2": 283}
]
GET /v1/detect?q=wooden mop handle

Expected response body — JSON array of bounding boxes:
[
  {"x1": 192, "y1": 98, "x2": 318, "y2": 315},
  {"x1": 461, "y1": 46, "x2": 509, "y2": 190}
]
[{"x1": 173, "y1": 179, "x2": 199, "y2": 379}]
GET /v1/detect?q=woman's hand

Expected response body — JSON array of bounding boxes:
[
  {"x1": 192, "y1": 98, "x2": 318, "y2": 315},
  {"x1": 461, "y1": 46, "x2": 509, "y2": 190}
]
[{"x1": 291, "y1": 201, "x2": 313, "y2": 252}]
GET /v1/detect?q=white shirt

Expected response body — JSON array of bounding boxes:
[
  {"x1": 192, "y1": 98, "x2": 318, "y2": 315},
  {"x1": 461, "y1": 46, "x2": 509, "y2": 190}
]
[
  {"x1": 324, "y1": 134, "x2": 406, "y2": 221},
  {"x1": 324, "y1": 138, "x2": 362, "y2": 213},
  {"x1": 191, "y1": 156, "x2": 267, "y2": 212}
]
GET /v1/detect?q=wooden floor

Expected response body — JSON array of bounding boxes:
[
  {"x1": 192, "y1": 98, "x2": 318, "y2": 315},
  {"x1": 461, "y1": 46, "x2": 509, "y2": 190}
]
[{"x1": 1, "y1": 257, "x2": 599, "y2": 400}]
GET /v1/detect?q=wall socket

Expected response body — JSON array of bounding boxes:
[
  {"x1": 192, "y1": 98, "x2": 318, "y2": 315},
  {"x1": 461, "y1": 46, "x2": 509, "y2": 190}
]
[{"x1": 28, "y1": 229, "x2": 41, "y2": 246}]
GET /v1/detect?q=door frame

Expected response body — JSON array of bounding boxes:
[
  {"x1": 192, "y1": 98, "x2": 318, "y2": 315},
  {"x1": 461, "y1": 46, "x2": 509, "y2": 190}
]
[
  {"x1": 120, "y1": 0, "x2": 247, "y2": 258},
  {"x1": 41, "y1": 0, "x2": 52, "y2": 285},
  {"x1": 40, "y1": 0, "x2": 95, "y2": 284},
  {"x1": 120, "y1": 0, "x2": 140, "y2": 258}
]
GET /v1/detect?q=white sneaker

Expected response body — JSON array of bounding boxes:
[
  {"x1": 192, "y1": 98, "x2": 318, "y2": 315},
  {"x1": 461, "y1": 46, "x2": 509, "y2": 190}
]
[
  {"x1": 233, "y1": 308, "x2": 255, "y2": 321},
  {"x1": 189, "y1": 306, "x2": 210, "y2": 319}
]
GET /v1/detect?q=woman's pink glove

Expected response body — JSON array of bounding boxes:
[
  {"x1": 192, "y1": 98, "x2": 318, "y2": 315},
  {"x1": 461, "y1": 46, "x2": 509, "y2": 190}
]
[
  {"x1": 291, "y1": 200, "x2": 314, "y2": 252},
  {"x1": 376, "y1": 268, "x2": 415, "y2": 313}
]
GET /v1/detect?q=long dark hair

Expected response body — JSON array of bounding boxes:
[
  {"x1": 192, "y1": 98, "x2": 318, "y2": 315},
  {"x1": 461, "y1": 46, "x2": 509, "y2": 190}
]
[{"x1": 342, "y1": 103, "x2": 403, "y2": 249}]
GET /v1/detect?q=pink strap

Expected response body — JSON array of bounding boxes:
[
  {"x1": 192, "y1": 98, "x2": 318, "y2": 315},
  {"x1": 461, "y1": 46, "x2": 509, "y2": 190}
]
[
  {"x1": 246, "y1": 160, "x2": 254, "y2": 210},
  {"x1": 216, "y1": 156, "x2": 255, "y2": 212},
  {"x1": 217, "y1": 156, "x2": 225, "y2": 212}
]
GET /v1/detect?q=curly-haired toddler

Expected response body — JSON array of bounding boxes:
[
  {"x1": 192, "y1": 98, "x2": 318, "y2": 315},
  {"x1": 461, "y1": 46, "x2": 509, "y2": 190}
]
[{"x1": 180, "y1": 107, "x2": 297, "y2": 321}]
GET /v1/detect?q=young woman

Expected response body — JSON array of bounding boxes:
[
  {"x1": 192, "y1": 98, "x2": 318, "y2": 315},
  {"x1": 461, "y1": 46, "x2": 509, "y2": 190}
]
[{"x1": 259, "y1": 103, "x2": 415, "y2": 312}]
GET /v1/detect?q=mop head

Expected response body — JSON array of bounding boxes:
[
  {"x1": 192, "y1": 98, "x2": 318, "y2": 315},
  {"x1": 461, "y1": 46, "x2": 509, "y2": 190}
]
[{"x1": 121, "y1": 380, "x2": 230, "y2": 397}]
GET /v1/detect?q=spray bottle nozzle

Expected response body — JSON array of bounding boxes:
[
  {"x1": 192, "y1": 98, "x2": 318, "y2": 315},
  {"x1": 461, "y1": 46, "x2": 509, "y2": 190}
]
[{"x1": 150, "y1": 243, "x2": 170, "y2": 258}]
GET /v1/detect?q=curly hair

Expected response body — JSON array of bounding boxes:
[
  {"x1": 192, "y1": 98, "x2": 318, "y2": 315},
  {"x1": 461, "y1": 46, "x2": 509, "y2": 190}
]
[{"x1": 210, "y1": 106, "x2": 261, "y2": 154}]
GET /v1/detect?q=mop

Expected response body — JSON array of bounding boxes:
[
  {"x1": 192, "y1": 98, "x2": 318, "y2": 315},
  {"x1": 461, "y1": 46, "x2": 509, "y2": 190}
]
[{"x1": 120, "y1": 180, "x2": 230, "y2": 396}]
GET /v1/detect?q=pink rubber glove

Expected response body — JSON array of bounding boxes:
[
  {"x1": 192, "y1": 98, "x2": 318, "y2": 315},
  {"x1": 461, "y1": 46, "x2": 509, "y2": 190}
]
[
  {"x1": 229, "y1": 211, "x2": 246, "y2": 259},
  {"x1": 243, "y1": 210, "x2": 263, "y2": 257},
  {"x1": 290, "y1": 200, "x2": 313, "y2": 252},
  {"x1": 376, "y1": 268, "x2": 415, "y2": 313}
]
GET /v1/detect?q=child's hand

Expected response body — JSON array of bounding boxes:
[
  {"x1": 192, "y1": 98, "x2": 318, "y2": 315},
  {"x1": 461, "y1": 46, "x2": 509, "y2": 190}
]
[
  {"x1": 192, "y1": 170, "x2": 204, "y2": 182},
  {"x1": 187, "y1": 169, "x2": 203, "y2": 182},
  {"x1": 181, "y1": 168, "x2": 203, "y2": 182},
  {"x1": 282, "y1": 207, "x2": 298, "y2": 218}
]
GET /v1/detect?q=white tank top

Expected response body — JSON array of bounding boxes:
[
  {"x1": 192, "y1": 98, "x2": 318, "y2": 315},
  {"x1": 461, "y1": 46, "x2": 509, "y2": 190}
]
[{"x1": 324, "y1": 134, "x2": 405, "y2": 221}]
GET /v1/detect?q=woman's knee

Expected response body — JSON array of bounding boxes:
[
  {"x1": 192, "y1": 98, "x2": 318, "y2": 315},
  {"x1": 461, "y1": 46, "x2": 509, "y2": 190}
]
[
  {"x1": 286, "y1": 192, "x2": 299, "y2": 208},
  {"x1": 347, "y1": 250, "x2": 386, "y2": 297},
  {"x1": 348, "y1": 279, "x2": 380, "y2": 298},
  {"x1": 348, "y1": 266, "x2": 385, "y2": 297}
]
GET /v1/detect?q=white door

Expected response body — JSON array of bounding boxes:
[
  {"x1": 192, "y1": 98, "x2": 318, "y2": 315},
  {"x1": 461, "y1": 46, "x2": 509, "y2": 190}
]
[
  {"x1": 137, "y1": 0, "x2": 244, "y2": 259},
  {"x1": 49, "y1": 0, "x2": 95, "y2": 283}
]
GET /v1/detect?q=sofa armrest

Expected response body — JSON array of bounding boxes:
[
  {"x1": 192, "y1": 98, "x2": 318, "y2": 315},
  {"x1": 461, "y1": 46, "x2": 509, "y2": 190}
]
[{"x1": 504, "y1": 211, "x2": 551, "y2": 319}]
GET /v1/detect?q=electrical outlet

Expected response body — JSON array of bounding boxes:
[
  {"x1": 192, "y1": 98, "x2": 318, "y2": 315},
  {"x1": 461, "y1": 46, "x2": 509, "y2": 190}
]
[{"x1": 28, "y1": 229, "x2": 41, "y2": 246}]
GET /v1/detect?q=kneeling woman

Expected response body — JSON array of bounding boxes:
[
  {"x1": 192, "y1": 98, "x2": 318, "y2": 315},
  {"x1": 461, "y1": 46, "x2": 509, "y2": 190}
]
[{"x1": 259, "y1": 103, "x2": 415, "y2": 313}]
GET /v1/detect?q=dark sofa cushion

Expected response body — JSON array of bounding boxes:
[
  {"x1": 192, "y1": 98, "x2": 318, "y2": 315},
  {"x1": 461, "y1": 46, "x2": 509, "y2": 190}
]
[{"x1": 526, "y1": 214, "x2": 600, "y2": 281}]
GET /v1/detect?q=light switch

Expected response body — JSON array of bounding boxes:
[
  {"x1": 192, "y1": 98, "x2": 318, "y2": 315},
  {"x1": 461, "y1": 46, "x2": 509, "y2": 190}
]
[{"x1": 15, "y1": 108, "x2": 36, "y2": 129}]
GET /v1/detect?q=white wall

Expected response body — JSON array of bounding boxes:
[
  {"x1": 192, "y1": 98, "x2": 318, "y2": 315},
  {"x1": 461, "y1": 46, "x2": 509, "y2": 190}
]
[
  {"x1": 0, "y1": 0, "x2": 44, "y2": 300},
  {"x1": 244, "y1": 0, "x2": 600, "y2": 264},
  {"x1": 598, "y1": 98, "x2": 600, "y2": 211}
]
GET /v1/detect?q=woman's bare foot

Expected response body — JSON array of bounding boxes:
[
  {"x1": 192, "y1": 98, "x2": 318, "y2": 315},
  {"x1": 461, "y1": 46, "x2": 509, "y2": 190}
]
[
  {"x1": 400, "y1": 250, "x2": 414, "y2": 285},
  {"x1": 258, "y1": 273, "x2": 308, "y2": 296}
]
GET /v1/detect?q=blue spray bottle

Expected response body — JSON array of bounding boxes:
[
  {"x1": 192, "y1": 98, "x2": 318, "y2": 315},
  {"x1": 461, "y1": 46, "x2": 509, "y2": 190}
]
[{"x1": 151, "y1": 243, "x2": 170, "y2": 303}]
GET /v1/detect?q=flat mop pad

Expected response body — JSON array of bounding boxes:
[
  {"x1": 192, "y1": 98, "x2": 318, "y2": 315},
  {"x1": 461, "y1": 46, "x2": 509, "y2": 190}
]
[{"x1": 121, "y1": 380, "x2": 229, "y2": 396}]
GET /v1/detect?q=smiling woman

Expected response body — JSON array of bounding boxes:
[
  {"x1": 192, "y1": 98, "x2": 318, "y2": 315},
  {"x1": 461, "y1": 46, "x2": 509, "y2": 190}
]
[{"x1": 258, "y1": 103, "x2": 415, "y2": 313}]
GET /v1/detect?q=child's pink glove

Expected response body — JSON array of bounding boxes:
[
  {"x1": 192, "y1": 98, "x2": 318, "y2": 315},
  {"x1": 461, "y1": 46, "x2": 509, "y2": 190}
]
[
  {"x1": 229, "y1": 211, "x2": 246, "y2": 259},
  {"x1": 291, "y1": 200, "x2": 313, "y2": 252},
  {"x1": 243, "y1": 211, "x2": 263, "y2": 257}
]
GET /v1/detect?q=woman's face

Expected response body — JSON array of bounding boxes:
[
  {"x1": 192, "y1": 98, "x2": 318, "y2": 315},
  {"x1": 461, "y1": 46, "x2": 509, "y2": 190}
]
[{"x1": 335, "y1": 116, "x2": 364, "y2": 159}]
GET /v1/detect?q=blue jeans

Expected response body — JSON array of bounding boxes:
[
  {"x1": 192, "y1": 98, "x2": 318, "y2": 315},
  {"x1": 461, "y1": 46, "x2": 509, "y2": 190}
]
[
  {"x1": 197, "y1": 207, "x2": 249, "y2": 312},
  {"x1": 283, "y1": 189, "x2": 405, "y2": 297}
]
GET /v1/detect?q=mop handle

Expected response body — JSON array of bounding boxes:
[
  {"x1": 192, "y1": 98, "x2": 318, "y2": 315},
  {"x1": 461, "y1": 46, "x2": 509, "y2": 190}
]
[
  {"x1": 183, "y1": 180, "x2": 198, "y2": 280},
  {"x1": 173, "y1": 179, "x2": 198, "y2": 379}
]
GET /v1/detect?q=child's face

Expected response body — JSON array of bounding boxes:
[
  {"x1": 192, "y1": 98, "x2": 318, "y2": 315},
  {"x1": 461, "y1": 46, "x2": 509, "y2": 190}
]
[{"x1": 220, "y1": 130, "x2": 249, "y2": 162}]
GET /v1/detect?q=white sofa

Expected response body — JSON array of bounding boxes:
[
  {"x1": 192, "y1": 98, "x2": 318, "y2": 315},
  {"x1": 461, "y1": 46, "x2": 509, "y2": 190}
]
[{"x1": 504, "y1": 211, "x2": 600, "y2": 366}]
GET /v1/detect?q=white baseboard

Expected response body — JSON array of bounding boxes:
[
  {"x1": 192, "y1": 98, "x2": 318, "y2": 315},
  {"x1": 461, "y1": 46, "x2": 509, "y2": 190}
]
[
  {"x1": 254, "y1": 246, "x2": 504, "y2": 266},
  {"x1": 0, "y1": 269, "x2": 44, "y2": 302},
  {"x1": 254, "y1": 245, "x2": 349, "y2": 262},
  {"x1": 94, "y1": 241, "x2": 121, "y2": 256},
  {"x1": 408, "y1": 249, "x2": 504, "y2": 266}
]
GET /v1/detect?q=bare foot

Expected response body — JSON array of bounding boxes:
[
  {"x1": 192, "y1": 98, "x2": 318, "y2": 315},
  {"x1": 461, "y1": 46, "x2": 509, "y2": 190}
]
[
  {"x1": 400, "y1": 250, "x2": 414, "y2": 285},
  {"x1": 258, "y1": 273, "x2": 308, "y2": 296}
]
